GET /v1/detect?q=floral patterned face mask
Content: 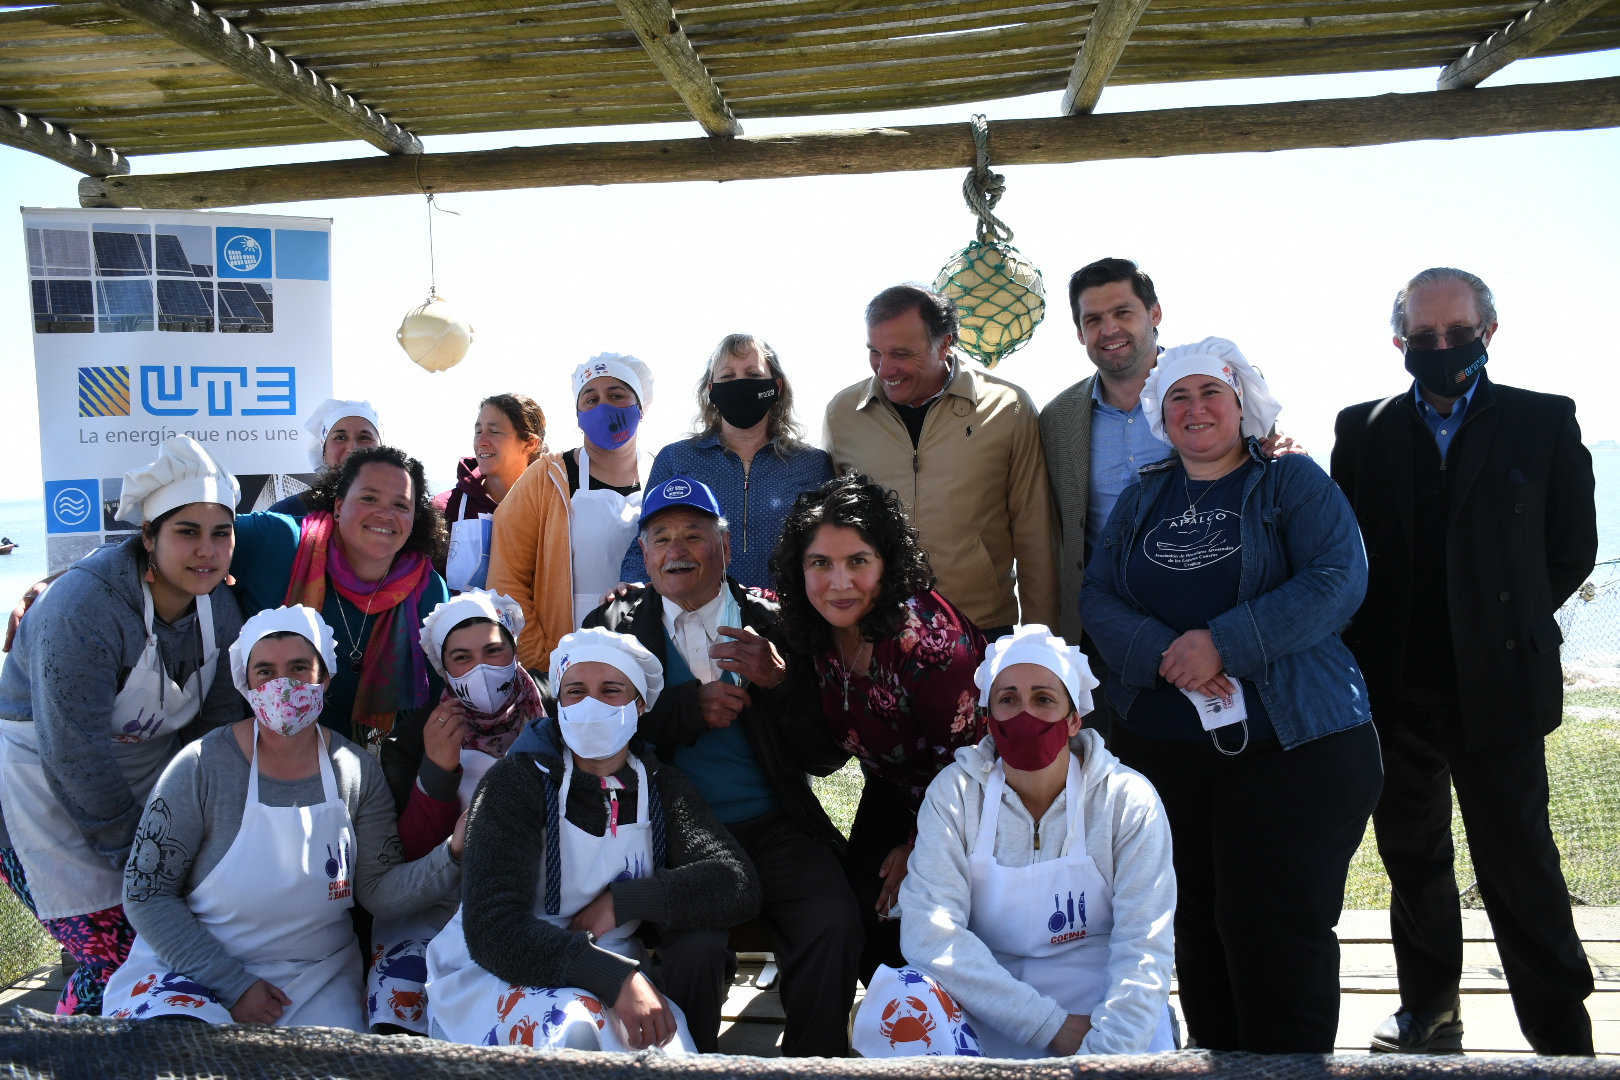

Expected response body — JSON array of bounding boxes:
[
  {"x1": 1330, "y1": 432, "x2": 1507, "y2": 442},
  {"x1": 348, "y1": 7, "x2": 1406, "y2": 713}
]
[{"x1": 246, "y1": 677, "x2": 326, "y2": 737}]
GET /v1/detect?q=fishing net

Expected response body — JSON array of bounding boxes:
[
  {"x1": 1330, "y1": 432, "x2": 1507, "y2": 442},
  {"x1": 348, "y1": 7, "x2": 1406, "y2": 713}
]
[
  {"x1": 1, "y1": 1010, "x2": 1615, "y2": 1080},
  {"x1": 934, "y1": 115, "x2": 1046, "y2": 370}
]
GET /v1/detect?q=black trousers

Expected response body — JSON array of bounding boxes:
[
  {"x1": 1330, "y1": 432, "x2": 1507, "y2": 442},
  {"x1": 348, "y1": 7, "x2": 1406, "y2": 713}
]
[
  {"x1": 1373, "y1": 695, "x2": 1594, "y2": 1054},
  {"x1": 725, "y1": 811, "x2": 863, "y2": 1057},
  {"x1": 844, "y1": 780, "x2": 913, "y2": 984},
  {"x1": 1112, "y1": 721, "x2": 1383, "y2": 1052},
  {"x1": 643, "y1": 928, "x2": 735, "y2": 1053}
]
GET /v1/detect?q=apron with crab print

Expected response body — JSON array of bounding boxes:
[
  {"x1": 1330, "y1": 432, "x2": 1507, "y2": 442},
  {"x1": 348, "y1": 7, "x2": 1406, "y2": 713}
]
[
  {"x1": 103, "y1": 726, "x2": 365, "y2": 1029},
  {"x1": 425, "y1": 753, "x2": 695, "y2": 1052}
]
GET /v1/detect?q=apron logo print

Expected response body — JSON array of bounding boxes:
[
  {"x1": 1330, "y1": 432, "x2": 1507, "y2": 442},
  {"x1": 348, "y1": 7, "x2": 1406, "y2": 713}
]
[
  {"x1": 1048, "y1": 890, "x2": 1088, "y2": 945},
  {"x1": 116, "y1": 707, "x2": 165, "y2": 743},
  {"x1": 326, "y1": 841, "x2": 352, "y2": 900},
  {"x1": 613, "y1": 853, "x2": 647, "y2": 882}
]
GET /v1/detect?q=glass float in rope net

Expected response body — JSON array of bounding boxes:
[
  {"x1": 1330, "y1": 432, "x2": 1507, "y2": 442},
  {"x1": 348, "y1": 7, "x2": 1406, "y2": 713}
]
[{"x1": 934, "y1": 240, "x2": 1045, "y2": 369}]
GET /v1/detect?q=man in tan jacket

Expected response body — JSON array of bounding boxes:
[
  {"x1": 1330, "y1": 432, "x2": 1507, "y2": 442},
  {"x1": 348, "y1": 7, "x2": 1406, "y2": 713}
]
[{"x1": 823, "y1": 284, "x2": 1058, "y2": 637}]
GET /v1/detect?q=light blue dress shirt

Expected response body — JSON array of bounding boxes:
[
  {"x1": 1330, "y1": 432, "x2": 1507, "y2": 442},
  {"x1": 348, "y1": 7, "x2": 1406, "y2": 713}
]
[
  {"x1": 1086, "y1": 376, "x2": 1173, "y2": 556},
  {"x1": 1412, "y1": 378, "x2": 1479, "y2": 459}
]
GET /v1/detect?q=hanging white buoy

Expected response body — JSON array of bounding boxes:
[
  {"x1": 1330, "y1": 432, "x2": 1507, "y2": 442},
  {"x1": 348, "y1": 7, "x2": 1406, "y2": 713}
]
[{"x1": 397, "y1": 290, "x2": 472, "y2": 372}]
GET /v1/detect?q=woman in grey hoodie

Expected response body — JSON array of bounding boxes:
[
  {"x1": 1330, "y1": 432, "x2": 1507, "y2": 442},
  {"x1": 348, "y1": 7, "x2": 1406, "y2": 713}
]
[
  {"x1": 855, "y1": 626, "x2": 1177, "y2": 1058},
  {"x1": 0, "y1": 437, "x2": 246, "y2": 1015}
]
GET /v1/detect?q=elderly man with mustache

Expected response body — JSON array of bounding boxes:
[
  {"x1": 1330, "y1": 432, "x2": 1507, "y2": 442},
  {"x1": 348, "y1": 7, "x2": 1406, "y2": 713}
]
[{"x1": 579, "y1": 475, "x2": 861, "y2": 1057}]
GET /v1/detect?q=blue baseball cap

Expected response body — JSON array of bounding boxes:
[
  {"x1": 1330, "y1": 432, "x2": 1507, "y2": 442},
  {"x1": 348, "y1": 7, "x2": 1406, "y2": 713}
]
[{"x1": 639, "y1": 475, "x2": 724, "y2": 525}]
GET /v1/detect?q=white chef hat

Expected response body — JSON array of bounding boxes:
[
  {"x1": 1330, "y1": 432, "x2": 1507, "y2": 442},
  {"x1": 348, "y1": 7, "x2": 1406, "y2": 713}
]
[
  {"x1": 229, "y1": 605, "x2": 338, "y2": 695},
  {"x1": 550, "y1": 627, "x2": 664, "y2": 709},
  {"x1": 973, "y1": 624, "x2": 1100, "y2": 716},
  {"x1": 418, "y1": 589, "x2": 526, "y2": 678},
  {"x1": 1140, "y1": 337, "x2": 1282, "y2": 444},
  {"x1": 571, "y1": 353, "x2": 655, "y2": 410},
  {"x1": 303, "y1": 398, "x2": 383, "y2": 469},
  {"x1": 115, "y1": 436, "x2": 240, "y2": 525}
]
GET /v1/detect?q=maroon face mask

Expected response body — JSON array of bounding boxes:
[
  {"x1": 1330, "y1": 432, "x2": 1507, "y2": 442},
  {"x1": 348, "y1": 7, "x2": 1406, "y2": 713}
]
[{"x1": 989, "y1": 711, "x2": 1070, "y2": 772}]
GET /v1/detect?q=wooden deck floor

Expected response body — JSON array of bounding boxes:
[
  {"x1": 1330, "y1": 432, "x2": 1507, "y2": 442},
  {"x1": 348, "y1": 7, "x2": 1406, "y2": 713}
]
[{"x1": 5, "y1": 909, "x2": 1616, "y2": 1057}]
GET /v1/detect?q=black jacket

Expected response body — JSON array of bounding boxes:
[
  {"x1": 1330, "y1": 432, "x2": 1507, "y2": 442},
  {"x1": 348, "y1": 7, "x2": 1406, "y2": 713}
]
[
  {"x1": 1330, "y1": 374, "x2": 1596, "y2": 749},
  {"x1": 461, "y1": 732, "x2": 762, "y2": 1007},
  {"x1": 584, "y1": 579, "x2": 849, "y2": 853}
]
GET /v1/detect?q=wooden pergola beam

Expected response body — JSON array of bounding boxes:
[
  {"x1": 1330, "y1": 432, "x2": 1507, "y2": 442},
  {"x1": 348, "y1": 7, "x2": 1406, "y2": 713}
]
[
  {"x1": 96, "y1": 0, "x2": 421, "y2": 154},
  {"x1": 2, "y1": 108, "x2": 130, "y2": 175},
  {"x1": 612, "y1": 0, "x2": 742, "y2": 137},
  {"x1": 1437, "y1": 0, "x2": 1612, "y2": 89},
  {"x1": 1062, "y1": 0, "x2": 1154, "y2": 114},
  {"x1": 79, "y1": 74, "x2": 1620, "y2": 210}
]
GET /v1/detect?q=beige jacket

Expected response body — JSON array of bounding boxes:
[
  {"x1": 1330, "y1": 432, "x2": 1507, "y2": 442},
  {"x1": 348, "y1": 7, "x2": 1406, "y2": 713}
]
[{"x1": 822, "y1": 362, "x2": 1059, "y2": 631}]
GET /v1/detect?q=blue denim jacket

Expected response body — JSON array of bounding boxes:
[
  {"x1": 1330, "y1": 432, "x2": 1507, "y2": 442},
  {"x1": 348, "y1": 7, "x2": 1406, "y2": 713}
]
[
  {"x1": 1079, "y1": 441, "x2": 1372, "y2": 749},
  {"x1": 619, "y1": 433, "x2": 833, "y2": 590}
]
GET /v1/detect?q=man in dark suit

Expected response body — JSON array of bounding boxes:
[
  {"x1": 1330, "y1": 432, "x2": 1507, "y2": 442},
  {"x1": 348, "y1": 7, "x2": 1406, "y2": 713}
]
[
  {"x1": 1331, "y1": 267, "x2": 1598, "y2": 1055},
  {"x1": 586, "y1": 475, "x2": 861, "y2": 1057}
]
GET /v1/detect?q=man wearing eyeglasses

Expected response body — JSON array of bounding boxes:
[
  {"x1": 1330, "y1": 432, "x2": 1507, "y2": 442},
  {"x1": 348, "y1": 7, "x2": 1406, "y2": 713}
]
[{"x1": 1331, "y1": 267, "x2": 1597, "y2": 1056}]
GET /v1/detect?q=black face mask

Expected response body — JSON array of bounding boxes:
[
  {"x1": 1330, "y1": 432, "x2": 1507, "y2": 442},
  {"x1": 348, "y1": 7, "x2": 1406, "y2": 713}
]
[
  {"x1": 709, "y1": 378, "x2": 779, "y2": 430},
  {"x1": 1404, "y1": 336, "x2": 1488, "y2": 398}
]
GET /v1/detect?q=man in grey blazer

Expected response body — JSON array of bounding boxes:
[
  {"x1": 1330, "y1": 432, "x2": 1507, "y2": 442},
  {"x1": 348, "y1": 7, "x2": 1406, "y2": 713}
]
[
  {"x1": 1039, "y1": 258, "x2": 1170, "y2": 651},
  {"x1": 1040, "y1": 259, "x2": 1296, "y2": 690}
]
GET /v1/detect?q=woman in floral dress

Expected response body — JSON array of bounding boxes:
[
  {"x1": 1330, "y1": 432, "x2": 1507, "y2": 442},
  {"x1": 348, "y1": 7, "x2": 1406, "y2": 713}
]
[{"x1": 770, "y1": 475, "x2": 987, "y2": 982}]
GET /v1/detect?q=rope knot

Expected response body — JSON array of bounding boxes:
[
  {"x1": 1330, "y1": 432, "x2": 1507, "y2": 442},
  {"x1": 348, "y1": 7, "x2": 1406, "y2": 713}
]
[{"x1": 963, "y1": 114, "x2": 1012, "y2": 243}]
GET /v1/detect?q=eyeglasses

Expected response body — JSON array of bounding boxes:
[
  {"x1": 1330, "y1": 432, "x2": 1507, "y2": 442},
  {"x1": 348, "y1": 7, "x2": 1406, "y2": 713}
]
[{"x1": 1402, "y1": 324, "x2": 1483, "y2": 352}]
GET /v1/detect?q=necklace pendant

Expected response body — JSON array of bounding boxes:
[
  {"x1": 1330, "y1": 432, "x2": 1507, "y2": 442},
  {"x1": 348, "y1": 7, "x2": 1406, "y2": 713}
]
[{"x1": 349, "y1": 656, "x2": 364, "y2": 674}]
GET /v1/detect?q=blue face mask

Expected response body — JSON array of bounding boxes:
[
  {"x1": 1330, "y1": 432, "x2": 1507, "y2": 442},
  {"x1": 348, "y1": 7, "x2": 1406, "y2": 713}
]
[{"x1": 577, "y1": 402, "x2": 640, "y2": 450}]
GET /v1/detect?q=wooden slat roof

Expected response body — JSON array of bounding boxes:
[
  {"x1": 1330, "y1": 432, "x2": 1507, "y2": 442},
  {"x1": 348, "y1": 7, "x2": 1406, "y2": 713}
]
[{"x1": 3, "y1": 0, "x2": 1619, "y2": 160}]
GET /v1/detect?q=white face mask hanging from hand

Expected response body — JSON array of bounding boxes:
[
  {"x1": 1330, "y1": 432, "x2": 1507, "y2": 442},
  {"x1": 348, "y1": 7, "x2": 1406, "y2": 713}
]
[
  {"x1": 557, "y1": 696, "x2": 638, "y2": 760},
  {"x1": 448, "y1": 662, "x2": 519, "y2": 715}
]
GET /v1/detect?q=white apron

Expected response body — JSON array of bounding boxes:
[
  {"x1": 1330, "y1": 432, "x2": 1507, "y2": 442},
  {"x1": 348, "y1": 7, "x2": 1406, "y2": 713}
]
[
  {"x1": 0, "y1": 586, "x2": 217, "y2": 920},
  {"x1": 569, "y1": 447, "x2": 650, "y2": 629},
  {"x1": 426, "y1": 754, "x2": 695, "y2": 1052},
  {"x1": 365, "y1": 745, "x2": 497, "y2": 1032},
  {"x1": 103, "y1": 726, "x2": 366, "y2": 1030},
  {"x1": 856, "y1": 757, "x2": 1172, "y2": 1058},
  {"x1": 445, "y1": 494, "x2": 494, "y2": 594}
]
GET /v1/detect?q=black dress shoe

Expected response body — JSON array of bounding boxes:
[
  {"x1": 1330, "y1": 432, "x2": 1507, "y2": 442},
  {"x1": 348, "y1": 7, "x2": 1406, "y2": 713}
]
[{"x1": 1370, "y1": 1002, "x2": 1464, "y2": 1053}]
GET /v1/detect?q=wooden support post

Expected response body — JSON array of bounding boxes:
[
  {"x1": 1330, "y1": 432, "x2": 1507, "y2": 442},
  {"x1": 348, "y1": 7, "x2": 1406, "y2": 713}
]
[
  {"x1": 96, "y1": 0, "x2": 421, "y2": 154},
  {"x1": 79, "y1": 75, "x2": 1620, "y2": 210},
  {"x1": 612, "y1": 0, "x2": 741, "y2": 137},
  {"x1": 1062, "y1": 0, "x2": 1155, "y2": 115},
  {"x1": 1438, "y1": 0, "x2": 1613, "y2": 89},
  {"x1": 2, "y1": 108, "x2": 130, "y2": 175}
]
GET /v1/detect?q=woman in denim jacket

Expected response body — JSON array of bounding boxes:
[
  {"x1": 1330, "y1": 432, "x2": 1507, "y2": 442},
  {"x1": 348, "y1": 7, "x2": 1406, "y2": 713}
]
[{"x1": 1080, "y1": 338, "x2": 1382, "y2": 1054}]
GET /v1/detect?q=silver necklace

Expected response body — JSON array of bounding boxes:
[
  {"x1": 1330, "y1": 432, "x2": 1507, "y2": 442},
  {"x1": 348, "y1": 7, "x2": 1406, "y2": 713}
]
[
  {"x1": 333, "y1": 578, "x2": 385, "y2": 673},
  {"x1": 837, "y1": 640, "x2": 871, "y2": 711},
  {"x1": 1181, "y1": 468, "x2": 1217, "y2": 523}
]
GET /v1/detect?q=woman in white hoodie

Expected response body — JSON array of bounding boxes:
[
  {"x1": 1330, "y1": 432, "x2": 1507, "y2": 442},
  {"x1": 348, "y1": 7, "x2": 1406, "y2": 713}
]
[{"x1": 853, "y1": 626, "x2": 1177, "y2": 1058}]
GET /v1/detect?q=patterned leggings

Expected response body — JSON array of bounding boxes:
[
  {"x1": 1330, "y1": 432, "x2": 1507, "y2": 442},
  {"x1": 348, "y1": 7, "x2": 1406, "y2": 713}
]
[{"x1": 0, "y1": 847, "x2": 136, "y2": 1015}]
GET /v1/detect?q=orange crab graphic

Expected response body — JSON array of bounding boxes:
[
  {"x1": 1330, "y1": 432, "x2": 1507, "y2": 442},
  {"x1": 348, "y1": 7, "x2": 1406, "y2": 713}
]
[
  {"x1": 130, "y1": 974, "x2": 157, "y2": 996},
  {"x1": 574, "y1": 994, "x2": 607, "y2": 1029},
  {"x1": 928, "y1": 983, "x2": 963, "y2": 1023},
  {"x1": 369, "y1": 944, "x2": 385, "y2": 969},
  {"x1": 164, "y1": 994, "x2": 209, "y2": 1009},
  {"x1": 879, "y1": 996, "x2": 936, "y2": 1048},
  {"x1": 508, "y1": 1015, "x2": 540, "y2": 1045},
  {"x1": 389, "y1": 988, "x2": 425, "y2": 1022},
  {"x1": 497, "y1": 986, "x2": 527, "y2": 1022}
]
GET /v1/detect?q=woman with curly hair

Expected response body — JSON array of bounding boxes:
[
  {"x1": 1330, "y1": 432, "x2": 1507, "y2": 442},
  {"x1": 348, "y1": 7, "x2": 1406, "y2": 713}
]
[
  {"x1": 769, "y1": 474, "x2": 987, "y2": 980},
  {"x1": 229, "y1": 445, "x2": 450, "y2": 744}
]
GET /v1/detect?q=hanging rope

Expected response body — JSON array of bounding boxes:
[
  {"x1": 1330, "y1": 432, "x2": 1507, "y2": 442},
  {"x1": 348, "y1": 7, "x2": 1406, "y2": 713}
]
[
  {"x1": 412, "y1": 151, "x2": 459, "y2": 299},
  {"x1": 961, "y1": 114, "x2": 1012, "y2": 244}
]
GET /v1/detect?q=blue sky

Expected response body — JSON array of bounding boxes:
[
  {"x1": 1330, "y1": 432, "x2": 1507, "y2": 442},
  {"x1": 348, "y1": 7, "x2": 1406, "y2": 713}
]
[{"x1": 3, "y1": 47, "x2": 1618, "y2": 499}]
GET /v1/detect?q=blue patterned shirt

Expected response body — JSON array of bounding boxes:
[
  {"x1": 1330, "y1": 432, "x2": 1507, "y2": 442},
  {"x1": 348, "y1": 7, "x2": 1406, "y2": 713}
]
[
  {"x1": 1087, "y1": 377, "x2": 1172, "y2": 556},
  {"x1": 1412, "y1": 378, "x2": 1479, "y2": 459},
  {"x1": 619, "y1": 432, "x2": 834, "y2": 591}
]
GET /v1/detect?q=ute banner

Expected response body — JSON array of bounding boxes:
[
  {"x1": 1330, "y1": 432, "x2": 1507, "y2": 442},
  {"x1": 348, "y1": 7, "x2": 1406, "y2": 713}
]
[{"x1": 21, "y1": 208, "x2": 335, "y2": 571}]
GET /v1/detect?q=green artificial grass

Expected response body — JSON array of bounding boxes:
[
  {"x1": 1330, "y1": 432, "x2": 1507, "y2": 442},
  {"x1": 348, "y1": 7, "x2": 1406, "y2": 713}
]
[
  {"x1": 0, "y1": 885, "x2": 56, "y2": 991},
  {"x1": 813, "y1": 690, "x2": 1620, "y2": 911}
]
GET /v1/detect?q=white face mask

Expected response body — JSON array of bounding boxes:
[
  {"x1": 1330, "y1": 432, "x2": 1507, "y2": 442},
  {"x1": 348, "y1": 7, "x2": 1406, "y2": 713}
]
[
  {"x1": 447, "y1": 661, "x2": 519, "y2": 715},
  {"x1": 557, "y1": 695, "x2": 638, "y2": 760},
  {"x1": 246, "y1": 678, "x2": 325, "y2": 738}
]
